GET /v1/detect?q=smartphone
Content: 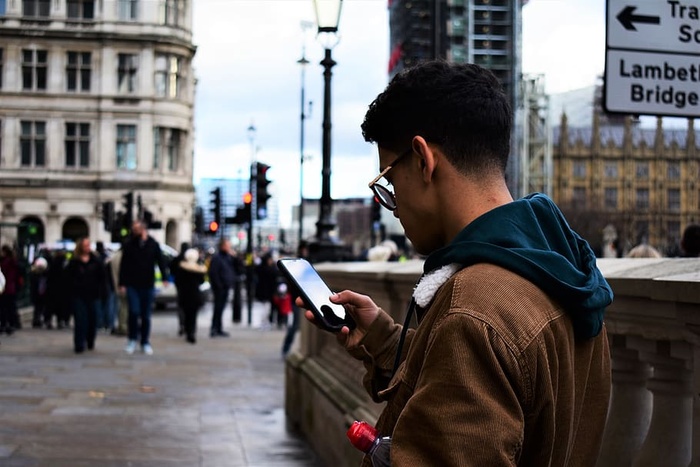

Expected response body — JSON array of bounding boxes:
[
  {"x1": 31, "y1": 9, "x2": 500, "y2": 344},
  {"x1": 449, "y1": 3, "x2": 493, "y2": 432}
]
[{"x1": 277, "y1": 258, "x2": 356, "y2": 333}]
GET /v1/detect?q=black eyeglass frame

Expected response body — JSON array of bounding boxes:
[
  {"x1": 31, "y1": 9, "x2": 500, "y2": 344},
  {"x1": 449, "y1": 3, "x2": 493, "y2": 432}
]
[{"x1": 368, "y1": 149, "x2": 413, "y2": 211}]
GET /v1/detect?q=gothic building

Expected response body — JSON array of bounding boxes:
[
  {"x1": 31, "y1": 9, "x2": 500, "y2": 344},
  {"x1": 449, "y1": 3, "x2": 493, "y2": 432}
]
[
  {"x1": 553, "y1": 114, "x2": 698, "y2": 256},
  {"x1": 0, "y1": 0, "x2": 196, "y2": 249}
]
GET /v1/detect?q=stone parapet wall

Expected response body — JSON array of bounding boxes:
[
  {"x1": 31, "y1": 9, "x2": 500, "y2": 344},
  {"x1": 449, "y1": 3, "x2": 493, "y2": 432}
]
[{"x1": 285, "y1": 258, "x2": 700, "y2": 467}]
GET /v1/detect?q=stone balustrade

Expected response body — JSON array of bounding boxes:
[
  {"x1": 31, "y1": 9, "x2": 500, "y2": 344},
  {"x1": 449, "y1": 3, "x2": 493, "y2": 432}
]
[{"x1": 284, "y1": 258, "x2": 700, "y2": 467}]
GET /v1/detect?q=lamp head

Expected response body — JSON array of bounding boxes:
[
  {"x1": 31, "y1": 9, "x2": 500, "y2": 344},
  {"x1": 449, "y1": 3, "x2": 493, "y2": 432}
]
[{"x1": 313, "y1": 0, "x2": 343, "y2": 34}]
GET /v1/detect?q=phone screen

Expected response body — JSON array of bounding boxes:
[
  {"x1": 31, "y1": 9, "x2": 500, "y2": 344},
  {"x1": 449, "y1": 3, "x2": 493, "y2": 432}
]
[{"x1": 278, "y1": 258, "x2": 350, "y2": 327}]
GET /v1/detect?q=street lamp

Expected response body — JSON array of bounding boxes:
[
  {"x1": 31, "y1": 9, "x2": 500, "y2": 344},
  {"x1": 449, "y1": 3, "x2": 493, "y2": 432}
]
[
  {"x1": 245, "y1": 122, "x2": 256, "y2": 325},
  {"x1": 298, "y1": 20, "x2": 314, "y2": 246},
  {"x1": 310, "y1": 0, "x2": 343, "y2": 260}
]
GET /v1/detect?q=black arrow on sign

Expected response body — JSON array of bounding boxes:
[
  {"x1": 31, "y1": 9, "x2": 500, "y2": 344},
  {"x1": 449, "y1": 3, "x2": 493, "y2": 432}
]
[{"x1": 617, "y1": 6, "x2": 660, "y2": 31}]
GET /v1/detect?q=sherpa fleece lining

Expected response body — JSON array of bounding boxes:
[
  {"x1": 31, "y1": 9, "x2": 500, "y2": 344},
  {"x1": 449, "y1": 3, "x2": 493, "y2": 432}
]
[{"x1": 412, "y1": 263, "x2": 462, "y2": 308}]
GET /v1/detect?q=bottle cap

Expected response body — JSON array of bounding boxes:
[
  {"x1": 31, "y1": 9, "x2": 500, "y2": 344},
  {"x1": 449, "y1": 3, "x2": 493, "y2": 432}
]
[{"x1": 346, "y1": 421, "x2": 378, "y2": 453}]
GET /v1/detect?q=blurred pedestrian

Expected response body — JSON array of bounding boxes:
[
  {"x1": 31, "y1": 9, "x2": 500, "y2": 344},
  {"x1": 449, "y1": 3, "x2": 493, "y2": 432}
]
[
  {"x1": 119, "y1": 220, "x2": 169, "y2": 355},
  {"x1": 281, "y1": 241, "x2": 309, "y2": 357},
  {"x1": 30, "y1": 256, "x2": 49, "y2": 328},
  {"x1": 230, "y1": 249, "x2": 245, "y2": 324},
  {"x1": 64, "y1": 238, "x2": 105, "y2": 353},
  {"x1": 271, "y1": 282, "x2": 292, "y2": 329},
  {"x1": 255, "y1": 252, "x2": 278, "y2": 329},
  {"x1": 109, "y1": 248, "x2": 128, "y2": 336},
  {"x1": 177, "y1": 248, "x2": 207, "y2": 344},
  {"x1": 45, "y1": 249, "x2": 68, "y2": 329},
  {"x1": 0, "y1": 245, "x2": 21, "y2": 335},
  {"x1": 95, "y1": 241, "x2": 116, "y2": 333},
  {"x1": 207, "y1": 238, "x2": 235, "y2": 337},
  {"x1": 681, "y1": 224, "x2": 700, "y2": 257},
  {"x1": 170, "y1": 241, "x2": 190, "y2": 337}
]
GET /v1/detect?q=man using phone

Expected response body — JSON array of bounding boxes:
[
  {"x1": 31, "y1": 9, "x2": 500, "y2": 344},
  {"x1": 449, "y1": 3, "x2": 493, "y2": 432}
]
[{"x1": 301, "y1": 61, "x2": 613, "y2": 466}]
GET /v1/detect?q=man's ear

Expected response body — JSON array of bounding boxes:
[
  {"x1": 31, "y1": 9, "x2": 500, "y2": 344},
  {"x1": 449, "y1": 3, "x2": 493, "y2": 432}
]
[{"x1": 411, "y1": 136, "x2": 437, "y2": 183}]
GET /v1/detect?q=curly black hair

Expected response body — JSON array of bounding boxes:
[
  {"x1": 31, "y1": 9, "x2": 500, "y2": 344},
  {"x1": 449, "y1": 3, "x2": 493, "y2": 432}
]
[{"x1": 361, "y1": 60, "x2": 512, "y2": 176}]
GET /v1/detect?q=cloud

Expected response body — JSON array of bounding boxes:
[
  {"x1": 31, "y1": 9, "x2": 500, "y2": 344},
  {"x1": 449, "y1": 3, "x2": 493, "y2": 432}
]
[{"x1": 192, "y1": 0, "x2": 389, "y2": 227}]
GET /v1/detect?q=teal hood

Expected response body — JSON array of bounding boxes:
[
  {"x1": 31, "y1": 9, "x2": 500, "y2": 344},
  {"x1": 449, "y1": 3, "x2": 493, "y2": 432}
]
[{"x1": 423, "y1": 193, "x2": 613, "y2": 339}]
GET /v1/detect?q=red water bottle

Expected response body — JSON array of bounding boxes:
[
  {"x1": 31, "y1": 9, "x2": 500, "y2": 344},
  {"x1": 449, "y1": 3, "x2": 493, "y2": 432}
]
[{"x1": 346, "y1": 421, "x2": 391, "y2": 467}]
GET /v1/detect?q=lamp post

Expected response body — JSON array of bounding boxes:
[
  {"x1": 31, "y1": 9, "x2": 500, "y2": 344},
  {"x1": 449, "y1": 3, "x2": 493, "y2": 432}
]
[
  {"x1": 298, "y1": 20, "x2": 313, "y2": 246},
  {"x1": 245, "y1": 122, "x2": 256, "y2": 325},
  {"x1": 310, "y1": 0, "x2": 344, "y2": 261}
]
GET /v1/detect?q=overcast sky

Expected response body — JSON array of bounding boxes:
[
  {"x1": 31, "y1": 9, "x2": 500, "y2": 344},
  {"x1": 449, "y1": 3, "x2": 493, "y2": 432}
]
[{"x1": 191, "y1": 0, "x2": 609, "y2": 227}]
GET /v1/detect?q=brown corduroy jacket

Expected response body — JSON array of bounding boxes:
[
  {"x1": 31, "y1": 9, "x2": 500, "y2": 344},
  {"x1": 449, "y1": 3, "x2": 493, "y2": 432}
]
[{"x1": 350, "y1": 263, "x2": 611, "y2": 466}]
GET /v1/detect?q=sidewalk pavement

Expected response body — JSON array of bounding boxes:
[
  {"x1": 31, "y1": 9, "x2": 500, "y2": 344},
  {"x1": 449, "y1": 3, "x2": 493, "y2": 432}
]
[{"x1": 0, "y1": 301, "x2": 322, "y2": 467}]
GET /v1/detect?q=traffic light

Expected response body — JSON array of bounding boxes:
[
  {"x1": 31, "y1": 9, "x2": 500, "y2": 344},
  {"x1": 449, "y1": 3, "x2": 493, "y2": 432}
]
[
  {"x1": 210, "y1": 187, "x2": 222, "y2": 226},
  {"x1": 102, "y1": 201, "x2": 114, "y2": 230},
  {"x1": 143, "y1": 209, "x2": 162, "y2": 229},
  {"x1": 255, "y1": 162, "x2": 271, "y2": 220},
  {"x1": 194, "y1": 207, "x2": 204, "y2": 234},
  {"x1": 122, "y1": 191, "x2": 134, "y2": 228},
  {"x1": 371, "y1": 196, "x2": 382, "y2": 224},
  {"x1": 239, "y1": 192, "x2": 253, "y2": 224},
  {"x1": 224, "y1": 192, "x2": 253, "y2": 225},
  {"x1": 208, "y1": 220, "x2": 220, "y2": 235},
  {"x1": 136, "y1": 194, "x2": 143, "y2": 220}
]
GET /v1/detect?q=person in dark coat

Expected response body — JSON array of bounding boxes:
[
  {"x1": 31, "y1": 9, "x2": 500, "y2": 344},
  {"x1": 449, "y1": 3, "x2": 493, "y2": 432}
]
[
  {"x1": 45, "y1": 249, "x2": 68, "y2": 329},
  {"x1": 64, "y1": 238, "x2": 106, "y2": 353},
  {"x1": 255, "y1": 252, "x2": 279, "y2": 328},
  {"x1": 207, "y1": 238, "x2": 235, "y2": 338},
  {"x1": 118, "y1": 220, "x2": 169, "y2": 355},
  {"x1": 176, "y1": 248, "x2": 207, "y2": 344},
  {"x1": 170, "y1": 242, "x2": 190, "y2": 336},
  {"x1": 230, "y1": 249, "x2": 246, "y2": 324},
  {"x1": 95, "y1": 241, "x2": 116, "y2": 333}
]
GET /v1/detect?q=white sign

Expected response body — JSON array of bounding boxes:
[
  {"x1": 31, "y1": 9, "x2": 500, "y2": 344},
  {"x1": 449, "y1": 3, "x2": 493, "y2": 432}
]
[{"x1": 605, "y1": 0, "x2": 700, "y2": 117}]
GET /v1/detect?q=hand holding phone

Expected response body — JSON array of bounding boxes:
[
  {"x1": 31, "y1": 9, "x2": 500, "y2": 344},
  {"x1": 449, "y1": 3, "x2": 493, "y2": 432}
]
[{"x1": 277, "y1": 258, "x2": 356, "y2": 333}]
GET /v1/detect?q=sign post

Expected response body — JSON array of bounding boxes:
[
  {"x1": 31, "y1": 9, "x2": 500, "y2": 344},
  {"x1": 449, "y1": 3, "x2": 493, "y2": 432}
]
[{"x1": 604, "y1": 0, "x2": 700, "y2": 118}]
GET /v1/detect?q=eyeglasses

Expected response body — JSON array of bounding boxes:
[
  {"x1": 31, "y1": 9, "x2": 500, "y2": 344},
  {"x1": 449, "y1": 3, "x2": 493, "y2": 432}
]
[{"x1": 368, "y1": 149, "x2": 412, "y2": 211}]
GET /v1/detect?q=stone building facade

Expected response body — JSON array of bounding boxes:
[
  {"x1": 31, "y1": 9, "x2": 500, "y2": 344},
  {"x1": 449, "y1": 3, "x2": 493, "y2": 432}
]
[
  {"x1": 0, "y1": 0, "x2": 196, "y2": 249},
  {"x1": 552, "y1": 114, "x2": 698, "y2": 256}
]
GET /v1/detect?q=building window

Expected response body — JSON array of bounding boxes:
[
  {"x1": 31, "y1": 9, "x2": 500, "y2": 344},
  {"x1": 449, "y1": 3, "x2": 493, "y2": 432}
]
[
  {"x1": 635, "y1": 221, "x2": 649, "y2": 243},
  {"x1": 154, "y1": 127, "x2": 182, "y2": 171},
  {"x1": 604, "y1": 187, "x2": 617, "y2": 210},
  {"x1": 22, "y1": 0, "x2": 50, "y2": 17},
  {"x1": 67, "y1": 0, "x2": 94, "y2": 19},
  {"x1": 159, "y1": 0, "x2": 183, "y2": 26},
  {"x1": 573, "y1": 160, "x2": 586, "y2": 178},
  {"x1": 667, "y1": 161, "x2": 681, "y2": 180},
  {"x1": 117, "y1": 53, "x2": 138, "y2": 93},
  {"x1": 155, "y1": 54, "x2": 183, "y2": 99},
  {"x1": 66, "y1": 51, "x2": 91, "y2": 92},
  {"x1": 116, "y1": 124, "x2": 137, "y2": 170},
  {"x1": 636, "y1": 162, "x2": 649, "y2": 179},
  {"x1": 636, "y1": 188, "x2": 649, "y2": 210},
  {"x1": 118, "y1": 0, "x2": 137, "y2": 20},
  {"x1": 22, "y1": 49, "x2": 47, "y2": 91},
  {"x1": 0, "y1": 0, "x2": 6, "y2": 15},
  {"x1": 65, "y1": 122, "x2": 90, "y2": 168},
  {"x1": 572, "y1": 186, "x2": 586, "y2": 209},
  {"x1": 20, "y1": 120, "x2": 46, "y2": 167},
  {"x1": 668, "y1": 188, "x2": 681, "y2": 212},
  {"x1": 604, "y1": 161, "x2": 618, "y2": 178},
  {"x1": 0, "y1": 48, "x2": 4, "y2": 89},
  {"x1": 667, "y1": 221, "x2": 681, "y2": 249}
]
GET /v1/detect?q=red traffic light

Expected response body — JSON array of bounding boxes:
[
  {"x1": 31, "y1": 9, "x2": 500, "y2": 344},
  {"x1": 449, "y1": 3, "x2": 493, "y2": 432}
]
[{"x1": 208, "y1": 220, "x2": 219, "y2": 232}]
